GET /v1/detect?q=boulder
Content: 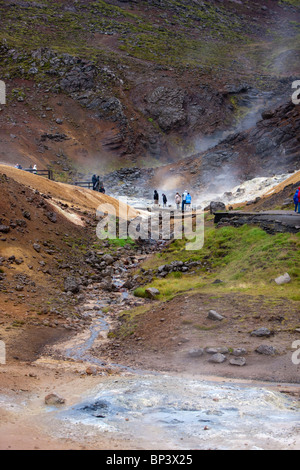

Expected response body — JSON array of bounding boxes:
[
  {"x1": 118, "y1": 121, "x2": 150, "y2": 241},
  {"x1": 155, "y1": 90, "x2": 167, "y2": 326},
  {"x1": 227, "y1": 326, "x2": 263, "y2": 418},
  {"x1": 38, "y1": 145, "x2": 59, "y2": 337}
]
[
  {"x1": 46, "y1": 211, "x2": 57, "y2": 223},
  {"x1": 208, "y1": 353, "x2": 227, "y2": 364},
  {"x1": 64, "y1": 276, "x2": 80, "y2": 294},
  {"x1": 205, "y1": 348, "x2": 219, "y2": 355},
  {"x1": 210, "y1": 201, "x2": 226, "y2": 214},
  {"x1": 33, "y1": 243, "x2": 41, "y2": 253},
  {"x1": 102, "y1": 254, "x2": 114, "y2": 265},
  {"x1": 45, "y1": 393, "x2": 65, "y2": 406},
  {"x1": 256, "y1": 345, "x2": 277, "y2": 356},
  {"x1": 250, "y1": 327, "x2": 271, "y2": 337},
  {"x1": 86, "y1": 366, "x2": 98, "y2": 376},
  {"x1": 158, "y1": 265, "x2": 168, "y2": 273},
  {"x1": 22, "y1": 211, "x2": 31, "y2": 220},
  {"x1": 145, "y1": 287, "x2": 160, "y2": 299},
  {"x1": 145, "y1": 86, "x2": 187, "y2": 132},
  {"x1": 229, "y1": 357, "x2": 246, "y2": 367},
  {"x1": 275, "y1": 273, "x2": 291, "y2": 285},
  {"x1": 188, "y1": 348, "x2": 204, "y2": 358},
  {"x1": 206, "y1": 347, "x2": 228, "y2": 354},
  {"x1": 207, "y1": 310, "x2": 225, "y2": 321},
  {"x1": 232, "y1": 348, "x2": 247, "y2": 357}
]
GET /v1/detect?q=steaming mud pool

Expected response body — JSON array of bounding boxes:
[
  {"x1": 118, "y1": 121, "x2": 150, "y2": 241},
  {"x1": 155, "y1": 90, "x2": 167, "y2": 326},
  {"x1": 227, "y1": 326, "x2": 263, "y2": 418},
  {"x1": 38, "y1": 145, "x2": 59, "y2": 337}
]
[
  {"x1": 42, "y1": 291, "x2": 300, "y2": 450},
  {"x1": 3, "y1": 287, "x2": 298, "y2": 450},
  {"x1": 51, "y1": 374, "x2": 299, "y2": 450}
]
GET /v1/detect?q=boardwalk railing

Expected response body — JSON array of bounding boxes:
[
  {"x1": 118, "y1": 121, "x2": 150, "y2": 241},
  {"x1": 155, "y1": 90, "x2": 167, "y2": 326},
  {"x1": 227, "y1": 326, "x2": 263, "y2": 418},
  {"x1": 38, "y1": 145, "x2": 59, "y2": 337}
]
[
  {"x1": 74, "y1": 181, "x2": 94, "y2": 189},
  {"x1": 24, "y1": 169, "x2": 54, "y2": 180},
  {"x1": 74, "y1": 181, "x2": 106, "y2": 193}
]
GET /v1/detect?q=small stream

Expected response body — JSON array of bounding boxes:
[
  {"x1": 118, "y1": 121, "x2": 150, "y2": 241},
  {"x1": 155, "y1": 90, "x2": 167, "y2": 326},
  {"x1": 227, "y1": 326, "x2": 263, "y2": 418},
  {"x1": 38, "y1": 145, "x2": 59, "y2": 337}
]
[{"x1": 64, "y1": 283, "x2": 139, "y2": 374}]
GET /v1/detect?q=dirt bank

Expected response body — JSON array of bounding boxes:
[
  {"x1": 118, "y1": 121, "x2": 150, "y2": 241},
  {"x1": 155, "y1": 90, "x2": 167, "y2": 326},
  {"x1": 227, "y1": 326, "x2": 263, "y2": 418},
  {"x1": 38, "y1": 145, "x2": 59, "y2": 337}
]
[{"x1": 102, "y1": 291, "x2": 300, "y2": 384}]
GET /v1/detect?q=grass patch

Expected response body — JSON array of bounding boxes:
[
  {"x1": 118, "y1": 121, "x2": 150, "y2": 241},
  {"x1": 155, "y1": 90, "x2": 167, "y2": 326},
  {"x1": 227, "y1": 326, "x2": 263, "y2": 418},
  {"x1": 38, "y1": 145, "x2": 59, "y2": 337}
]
[
  {"x1": 279, "y1": 0, "x2": 300, "y2": 6},
  {"x1": 133, "y1": 287, "x2": 148, "y2": 299},
  {"x1": 138, "y1": 225, "x2": 300, "y2": 301},
  {"x1": 109, "y1": 238, "x2": 136, "y2": 249},
  {"x1": 135, "y1": 277, "x2": 206, "y2": 301},
  {"x1": 193, "y1": 324, "x2": 219, "y2": 331}
]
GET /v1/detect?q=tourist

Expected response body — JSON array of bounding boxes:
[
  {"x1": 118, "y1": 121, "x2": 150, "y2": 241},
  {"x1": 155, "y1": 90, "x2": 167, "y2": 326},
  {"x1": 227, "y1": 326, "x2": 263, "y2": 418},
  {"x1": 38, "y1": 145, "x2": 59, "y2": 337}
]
[
  {"x1": 182, "y1": 190, "x2": 188, "y2": 212},
  {"x1": 175, "y1": 193, "x2": 181, "y2": 210},
  {"x1": 294, "y1": 188, "x2": 299, "y2": 212},
  {"x1": 185, "y1": 192, "x2": 192, "y2": 211},
  {"x1": 94, "y1": 176, "x2": 100, "y2": 192},
  {"x1": 154, "y1": 190, "x2": 159, "y2": 205},
  {"x1": 92, "y1": 174, "x2": 97, "y2": 190},
  {"x1": 99, "y1": 181, "x2": 105, "y2": 194},
  {"x1": 162, "y1": 193, "x2": 167, "y2": 208}
]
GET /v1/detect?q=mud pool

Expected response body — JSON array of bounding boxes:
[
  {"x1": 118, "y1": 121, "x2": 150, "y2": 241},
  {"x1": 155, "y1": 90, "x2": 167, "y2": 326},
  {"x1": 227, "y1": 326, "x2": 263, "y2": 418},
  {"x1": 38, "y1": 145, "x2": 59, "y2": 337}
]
[
  {"x1": 56, "y1": 374, "x2": 300, "y2": 450},
  {"x1": 53, "y1": 293, "x2": 300, "y2": 450}
]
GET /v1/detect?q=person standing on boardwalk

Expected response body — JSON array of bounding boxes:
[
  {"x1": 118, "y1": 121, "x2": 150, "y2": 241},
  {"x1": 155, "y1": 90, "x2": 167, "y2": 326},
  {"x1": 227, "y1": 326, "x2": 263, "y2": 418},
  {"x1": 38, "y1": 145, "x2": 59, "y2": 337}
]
[
  {"x1": 94, "y1": 176, "x2": 100, "y2": 192},
  {"x1": 154, "y1": 190, "x2": 159, "y2": 205},
  {"x1": 99, "y1": 181, "x2": 106, "y2": 194},
  {"x1": 185, "y1": 192, "x2": 192, "y2": 211},
  {"x1": 182, "y1": 190, "x2": 188, "y2": 212},
  {"x1": 92, "y1": 174, "x2": 97, "y2": 190},
  {"x1": 294, "y1": 188, "x2": 299, "y2": 213},
  {"x1": 175, "y1": 193, "x2": 181, "y2": 210}
]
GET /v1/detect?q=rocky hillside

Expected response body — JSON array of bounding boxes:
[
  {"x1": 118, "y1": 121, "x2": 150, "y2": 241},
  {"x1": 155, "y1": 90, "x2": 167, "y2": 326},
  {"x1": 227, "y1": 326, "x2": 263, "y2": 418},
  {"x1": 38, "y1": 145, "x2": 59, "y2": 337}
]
[
  {"x1": 0, "y1": 168, "x2": 144, "y2": 336},
  {"x1": 0, "y1": 0, "x2": 300, "y2": 179},
  {"x1": 144, "y1": 99, "x2": 300, "y2": 198}
]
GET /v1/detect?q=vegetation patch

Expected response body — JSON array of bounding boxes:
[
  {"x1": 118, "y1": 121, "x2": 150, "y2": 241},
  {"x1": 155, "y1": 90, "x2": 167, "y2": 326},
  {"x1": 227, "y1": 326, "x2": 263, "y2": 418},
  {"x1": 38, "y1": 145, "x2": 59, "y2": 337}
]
[{"x1": 138, "y1": 225, "x2": 300, "y2": 301}]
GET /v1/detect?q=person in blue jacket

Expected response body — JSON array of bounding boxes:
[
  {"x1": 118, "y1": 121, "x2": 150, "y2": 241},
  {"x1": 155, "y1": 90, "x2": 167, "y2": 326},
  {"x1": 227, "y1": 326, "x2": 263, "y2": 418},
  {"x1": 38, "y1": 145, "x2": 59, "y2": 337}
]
[
  {"x1": 185, "y1": 192, "x2": 192, "y2": 211},
  {"x1": 294, "y1": 188, "x2": 299, "y2": 213}
]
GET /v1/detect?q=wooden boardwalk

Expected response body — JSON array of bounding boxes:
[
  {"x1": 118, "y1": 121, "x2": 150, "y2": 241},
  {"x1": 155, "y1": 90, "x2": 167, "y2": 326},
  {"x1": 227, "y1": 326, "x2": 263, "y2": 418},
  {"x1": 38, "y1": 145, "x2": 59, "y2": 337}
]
[{"x1": 214, "y1": 210, "x2": 300, "y2": 233}]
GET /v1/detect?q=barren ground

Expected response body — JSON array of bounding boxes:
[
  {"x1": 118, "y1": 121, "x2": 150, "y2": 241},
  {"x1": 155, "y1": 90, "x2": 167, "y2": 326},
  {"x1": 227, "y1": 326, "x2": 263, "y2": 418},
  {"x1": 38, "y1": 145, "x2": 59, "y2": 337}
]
[{"x1": 1, "y1": 287, "x2": 300, "y2": 450}]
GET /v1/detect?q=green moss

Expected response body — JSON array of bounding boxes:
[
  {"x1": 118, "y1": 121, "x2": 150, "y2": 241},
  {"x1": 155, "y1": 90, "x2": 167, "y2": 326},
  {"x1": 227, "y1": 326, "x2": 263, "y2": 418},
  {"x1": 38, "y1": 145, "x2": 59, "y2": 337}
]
[
  {"x1": 133, "y1": 287, "x2": 148, "y2": 298},
  {"x1": 109, "y1": 238, "x2": 136, "y2": 248},
  {"x1": 279, "y1": 0, "x2": 300, "y2": 6},
  {"x1": 0, "y1": 0, "x2": 252, "y2": 71},
  {"x1": 138, "y1": 225, "x2": 300, "y2": 301}
]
